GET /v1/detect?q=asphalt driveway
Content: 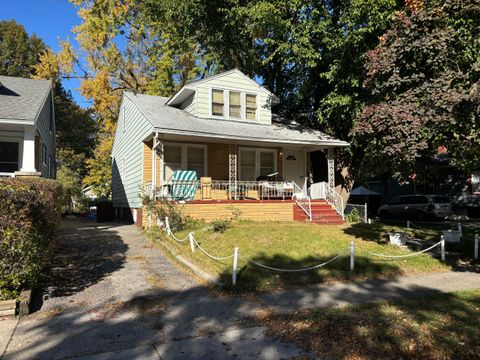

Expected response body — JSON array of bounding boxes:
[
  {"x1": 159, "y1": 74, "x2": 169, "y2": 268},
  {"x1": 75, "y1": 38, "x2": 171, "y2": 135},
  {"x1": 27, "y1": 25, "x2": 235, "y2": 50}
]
[{"x1": 2, "y1": 219, "x2": 305, "y2": 360}]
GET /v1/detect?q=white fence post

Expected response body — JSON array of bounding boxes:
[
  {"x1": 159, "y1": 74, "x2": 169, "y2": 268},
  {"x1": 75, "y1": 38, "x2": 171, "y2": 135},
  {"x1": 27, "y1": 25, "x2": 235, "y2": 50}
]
[
  {"x1": 441, "y1": 235, "x2": 445, "y2": 261},
  {"x1": 364, "y1": 203, "x2": 368, "y2": 223},
  {"x1": 189, "y1": 232, "x2": 195, "y2": 253},
  {"x1": 407, "y1": 220, "x2": 410, "y2": 229},
  {"x1": 475, "y1": 234, "x2": 479, "y2": 260},
  {"x1": 458, "y1": 222, "x2": 462, "y2": 237},
  {"x1": 232, "y1": 247, "x2": 239, "y2": 286},
  {"x1": 350, "y1": 241, "x2": 355, "y2": 271},
  {"x1": 165, "y1": 217, "x2": 171, "y2": 236}
]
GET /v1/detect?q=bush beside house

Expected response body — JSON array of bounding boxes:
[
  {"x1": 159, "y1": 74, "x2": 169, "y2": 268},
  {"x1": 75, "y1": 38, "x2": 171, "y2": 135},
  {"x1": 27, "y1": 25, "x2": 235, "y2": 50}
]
[{"x1": 0, "y1": 178, "x2": 63, "y2": 300}]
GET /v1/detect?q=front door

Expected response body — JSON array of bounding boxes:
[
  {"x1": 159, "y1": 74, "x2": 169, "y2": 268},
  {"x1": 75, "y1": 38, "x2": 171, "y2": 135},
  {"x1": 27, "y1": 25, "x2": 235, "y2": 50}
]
[{"x1": 283, "y1": 148, "x2": 305, "y2": 187}]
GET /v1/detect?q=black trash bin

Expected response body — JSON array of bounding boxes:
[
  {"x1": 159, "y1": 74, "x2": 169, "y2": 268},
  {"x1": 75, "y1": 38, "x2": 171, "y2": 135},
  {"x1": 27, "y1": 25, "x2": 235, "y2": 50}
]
[{"x1": 97, "y1": 199, "x2": 114, "y2": 222}]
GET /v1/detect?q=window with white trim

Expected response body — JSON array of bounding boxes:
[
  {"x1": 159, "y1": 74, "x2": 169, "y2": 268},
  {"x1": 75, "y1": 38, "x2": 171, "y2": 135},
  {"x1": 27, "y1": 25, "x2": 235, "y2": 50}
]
[
  {"x1": 229, "y1": 91, "x2": 241, "y2": 119},
  {"x1": 239, "y1": 148, "x2": 276, "y2": 181},
  {"x1": 245, "y1": 94, "x2": 257, "y2": 120},
  {"x1": 41, "y1": 143, "x2": 47, "y2": 165},
  {"x1": 211, "y1": 88, "x2": 258, "y2": 121},
  {"x1": 0, "y1": 142, "x2": 19, "y2": 172},
  {"x1": 163, "y1": 143, "x2": 206, "y2": 181},
  {"x1": 211, "y1": 89, "x2": 225, "y2": 116}
]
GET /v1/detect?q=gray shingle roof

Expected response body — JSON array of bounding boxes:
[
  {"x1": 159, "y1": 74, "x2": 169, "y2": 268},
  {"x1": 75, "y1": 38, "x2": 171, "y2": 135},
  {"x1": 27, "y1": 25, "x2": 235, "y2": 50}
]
[
  {"x1": 0, "y1": 76, "x2": 52, "y2": 123},
  {"x1": 126, "y1": 92, "x2": 349, "y2": 147}
]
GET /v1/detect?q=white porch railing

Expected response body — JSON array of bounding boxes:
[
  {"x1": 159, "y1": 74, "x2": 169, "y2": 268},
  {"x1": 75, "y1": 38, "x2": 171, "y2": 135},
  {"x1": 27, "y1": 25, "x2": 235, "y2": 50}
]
[
  {"x1": 320, "y1": 182, "x2": 344, "y2": 220},
  {"x1": 292, "y1": 181, "x2": 312, "y2": 221},
  {"x1": 146, "y1": 180, "x2": 299, "y2": 200},
  {"x1": 0, "y1": 172, "x2": 15, "y2": 178}
]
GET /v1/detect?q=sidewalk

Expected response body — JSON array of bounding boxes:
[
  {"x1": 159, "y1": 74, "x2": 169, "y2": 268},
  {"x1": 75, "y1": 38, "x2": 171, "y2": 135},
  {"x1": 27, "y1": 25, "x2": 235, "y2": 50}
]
[{"x1": 259, "y1": 269, "x2": 480, "y2": 313}]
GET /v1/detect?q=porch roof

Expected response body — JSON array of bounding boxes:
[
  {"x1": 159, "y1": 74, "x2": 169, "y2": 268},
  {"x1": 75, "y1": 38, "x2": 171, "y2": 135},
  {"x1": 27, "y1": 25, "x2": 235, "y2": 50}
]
[{"x1": 126, "y1": 92, "x2": 349, "y2": 147}]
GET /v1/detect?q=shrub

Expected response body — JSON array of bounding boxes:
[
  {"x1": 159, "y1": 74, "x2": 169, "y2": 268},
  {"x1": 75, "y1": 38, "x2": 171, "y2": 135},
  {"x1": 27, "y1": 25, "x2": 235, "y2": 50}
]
[
  {"x1": 210, "y1": 219, "x2": 231, "y2": 233},
  {"x1": 0, "y1": 177, "x2": 63, "y2": 300},
  {"x1": 345, "y1": 207, "x2": 361, "y2": 223},
  {"x1": 143, "y1": 196, "x2": 187, "y2": 232}
]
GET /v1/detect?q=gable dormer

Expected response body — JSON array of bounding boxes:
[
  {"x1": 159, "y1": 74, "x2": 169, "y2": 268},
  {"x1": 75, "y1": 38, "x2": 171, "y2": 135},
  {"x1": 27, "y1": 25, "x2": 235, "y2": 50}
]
[{"x1": 167, "y1": 69, "x2": 277, "y2": 125}]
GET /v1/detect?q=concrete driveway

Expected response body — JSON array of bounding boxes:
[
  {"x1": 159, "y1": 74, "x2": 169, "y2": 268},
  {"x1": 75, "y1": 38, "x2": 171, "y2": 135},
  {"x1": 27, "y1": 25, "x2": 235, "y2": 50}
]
[{"x1": 2, "y1": 219, "x2": 306, "y2": 360}]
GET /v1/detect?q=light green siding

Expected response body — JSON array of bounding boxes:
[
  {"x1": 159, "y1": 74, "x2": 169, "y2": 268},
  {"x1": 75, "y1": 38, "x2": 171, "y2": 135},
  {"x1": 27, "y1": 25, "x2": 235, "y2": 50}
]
[
  {"x1": 111, "y1": 94, "x2": 153, "y2": 208},
  {"x1": 180, "y1": 71, "x2": 273, "y2": 124}
]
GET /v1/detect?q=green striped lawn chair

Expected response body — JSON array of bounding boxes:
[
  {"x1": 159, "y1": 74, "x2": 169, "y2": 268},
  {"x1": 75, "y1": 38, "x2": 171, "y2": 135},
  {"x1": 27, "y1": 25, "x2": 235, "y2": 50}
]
[{"x1": 171, "y1": 170, "x2": 198, "y2": 200}]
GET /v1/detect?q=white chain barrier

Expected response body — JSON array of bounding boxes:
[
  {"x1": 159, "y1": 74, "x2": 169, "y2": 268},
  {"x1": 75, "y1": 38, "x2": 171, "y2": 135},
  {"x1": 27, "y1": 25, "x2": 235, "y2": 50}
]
[
  {"x1": 366, "y1": 239, "x2": 444, "y2": 259},
  {"x1": 164, "y1": 217, "x2": 189, "y2": 243},
  {"x1": 161, "y1": 218, "x2": 449, "y2": 285},
  {"x1": 239, "y1": 251, "x2": 347, "y2": 273},
  {"x1": 191, "y1": 235, "x2": 235, "y2": 261}
]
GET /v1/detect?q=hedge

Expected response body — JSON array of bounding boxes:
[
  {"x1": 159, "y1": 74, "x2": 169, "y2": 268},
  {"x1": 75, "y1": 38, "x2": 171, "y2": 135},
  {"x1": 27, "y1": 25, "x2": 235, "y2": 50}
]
[{"x1": 0, "y1": 177, "x2": 63, "y2": 300}]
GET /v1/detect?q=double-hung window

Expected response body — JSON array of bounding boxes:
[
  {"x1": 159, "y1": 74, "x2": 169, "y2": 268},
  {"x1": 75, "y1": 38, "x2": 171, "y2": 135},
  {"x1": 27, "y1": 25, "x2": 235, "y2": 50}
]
[
  {"x1": 211, "y1": 88, "x2": 258, "y2": 121},
  {"x1": 163, "y1": 143, "x2": 206, "y2": 181},
  {"x1": 211, "y1": 89, "x2": 225, "y2": 116},
  {"x1": 239, "y1": 148, "x2": 276, "y2": 181}
]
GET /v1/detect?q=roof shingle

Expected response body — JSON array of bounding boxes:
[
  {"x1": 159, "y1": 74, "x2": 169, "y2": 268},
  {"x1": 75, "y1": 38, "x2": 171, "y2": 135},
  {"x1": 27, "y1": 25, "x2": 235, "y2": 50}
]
[{"x1": 0, "y1": 76, "x2": 52, "y2": 123}]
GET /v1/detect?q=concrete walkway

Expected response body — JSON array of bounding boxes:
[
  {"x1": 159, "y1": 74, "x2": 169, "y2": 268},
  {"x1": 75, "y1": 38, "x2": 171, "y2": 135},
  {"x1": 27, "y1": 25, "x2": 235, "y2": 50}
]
[{"x1": 2, "y1": 220, "x2": 479, "y2": 359}]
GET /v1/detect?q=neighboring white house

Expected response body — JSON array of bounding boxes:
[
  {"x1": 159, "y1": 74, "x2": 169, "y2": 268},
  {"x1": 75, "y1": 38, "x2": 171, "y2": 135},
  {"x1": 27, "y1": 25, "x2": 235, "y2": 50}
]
[
  {"x1": 111, "y1": 69, "x2": 349, "y2": 225},
  {"x1": 0, "y1": 76, "x2": 56, "y2": 178}
]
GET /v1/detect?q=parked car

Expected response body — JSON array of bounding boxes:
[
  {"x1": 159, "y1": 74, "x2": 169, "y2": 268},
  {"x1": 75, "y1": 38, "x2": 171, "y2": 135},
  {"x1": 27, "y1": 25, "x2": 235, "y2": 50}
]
[{"x1": 378, "y1": 195, "x2": 452, "y2": 220}]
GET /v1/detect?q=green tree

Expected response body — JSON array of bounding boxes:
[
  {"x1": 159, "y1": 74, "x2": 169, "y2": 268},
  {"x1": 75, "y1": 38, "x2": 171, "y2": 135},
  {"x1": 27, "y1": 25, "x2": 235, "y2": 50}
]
[
  {"x1": 353, "y1": 0, "x2": 480, "y2": 179},
  {"x1": 0, "y1": 20, "x2": 47, "y2": 77}
]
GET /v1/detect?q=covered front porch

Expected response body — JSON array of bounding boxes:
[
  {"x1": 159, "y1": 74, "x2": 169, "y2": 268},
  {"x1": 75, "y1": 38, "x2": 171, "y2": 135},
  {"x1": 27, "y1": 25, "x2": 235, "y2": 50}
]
[{"x1": 142, "y1": 134, "x2": 346, "y2": 223}]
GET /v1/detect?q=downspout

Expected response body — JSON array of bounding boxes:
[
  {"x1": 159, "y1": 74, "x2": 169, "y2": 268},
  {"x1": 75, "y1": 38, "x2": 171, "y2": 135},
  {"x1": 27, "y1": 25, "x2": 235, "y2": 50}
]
[{"x1": 151, "y1": 132, "x2": 160, "y2": 199}]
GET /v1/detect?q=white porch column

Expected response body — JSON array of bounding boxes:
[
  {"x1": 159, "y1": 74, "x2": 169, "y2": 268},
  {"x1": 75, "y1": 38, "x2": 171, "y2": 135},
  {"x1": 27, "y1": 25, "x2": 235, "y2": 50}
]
[
  {"x1": 20, "y1": 126, "x2": 36, "y2": 173},
  {"x1": 228, "y1": 144, "x2": 237, "y2": 200},
  {"x1": 327, "y1": 147, "x2": 335, "y2": 189}
]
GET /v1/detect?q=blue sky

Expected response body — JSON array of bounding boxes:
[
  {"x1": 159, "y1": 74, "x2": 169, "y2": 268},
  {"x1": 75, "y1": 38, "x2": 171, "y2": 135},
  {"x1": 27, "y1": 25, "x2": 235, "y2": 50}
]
[{"x1": 1, "y1": 0, "x2": 89, "y2": 106}]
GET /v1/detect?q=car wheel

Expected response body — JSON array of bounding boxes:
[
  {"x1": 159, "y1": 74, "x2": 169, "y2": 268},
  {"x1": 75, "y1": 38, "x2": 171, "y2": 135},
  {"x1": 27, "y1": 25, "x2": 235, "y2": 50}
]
[
  {"x1": 416, "y1": 211, "x2": 426, "y2": 221},
  {"x1": 379, "y1": 210, "x2": 388, "y2": 219}
]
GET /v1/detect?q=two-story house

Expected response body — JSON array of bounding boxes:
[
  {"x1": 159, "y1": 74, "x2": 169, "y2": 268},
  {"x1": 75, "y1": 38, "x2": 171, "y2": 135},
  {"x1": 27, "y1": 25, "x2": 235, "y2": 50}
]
[
  {"x1": 111, "y1": 69, "x2": 349, "y2": 226},
  {"x1": 0, "y1": 76, "x2": 56, "y2": 179}
]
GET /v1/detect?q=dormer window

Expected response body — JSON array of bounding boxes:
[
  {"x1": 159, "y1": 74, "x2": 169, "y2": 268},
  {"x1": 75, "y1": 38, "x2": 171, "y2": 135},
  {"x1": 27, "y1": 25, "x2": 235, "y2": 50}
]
[
  {"x1": 212, "y1": 89, "x2": 224, "y2": 116},
  {"x1": 229, "y1": 91, "x2": 241, "y2": 119},
  {"x1": 210, "y1": 88, "x2": 258, "y2": 121},
  {"x1": 246, "y1": 94, "x2": 257, "y2": 120}
]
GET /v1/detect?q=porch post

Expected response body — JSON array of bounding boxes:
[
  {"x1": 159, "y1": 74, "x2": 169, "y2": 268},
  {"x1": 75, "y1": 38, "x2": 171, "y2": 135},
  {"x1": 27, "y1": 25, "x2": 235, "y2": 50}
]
[
  {"x1": 19, "y1": 126, "x2": 36, "y2": 173},
  {"x1": 327, "y1": 147, "x2": 335, "y2": 189},
  {"x1": 229, "y1": 144, "x2": 237, "y2": 200}
]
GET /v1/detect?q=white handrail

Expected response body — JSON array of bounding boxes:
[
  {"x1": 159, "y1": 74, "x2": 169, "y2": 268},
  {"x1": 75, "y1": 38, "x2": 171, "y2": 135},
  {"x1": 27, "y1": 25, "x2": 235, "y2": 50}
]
[
  {"x1": 292, "y1": 181, "x2": 312, "y2": 221},
  {"x1": 322, "y1": 183, "x2": 344, "y2": 220}
]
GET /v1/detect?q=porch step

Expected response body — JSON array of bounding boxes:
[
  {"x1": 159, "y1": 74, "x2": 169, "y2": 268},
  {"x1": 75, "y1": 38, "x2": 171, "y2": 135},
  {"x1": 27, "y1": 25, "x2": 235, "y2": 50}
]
[{"x1": 293, "y1": 203, "x2": 343, "y2": 225}]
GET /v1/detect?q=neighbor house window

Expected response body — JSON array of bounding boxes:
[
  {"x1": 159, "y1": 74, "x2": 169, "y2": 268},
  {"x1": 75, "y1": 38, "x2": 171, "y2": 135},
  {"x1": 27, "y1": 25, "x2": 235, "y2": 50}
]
[
  {"x1": 163, "y1": 143, "x2": 206, "y2": 181},
  {"x1": 472, "y1": 172, "x2": 480, "y2": 194},
  {"x1": 0, "y1": 142, "x2": 19, "y2": 173},
  {"x1": 229, "y1": 91, "x2": 241, "y2": 119},
  {"x1": 246, "y1": 94, "x2": 257, "y2": 120},
  {"x1": 211, "y1": 89, "x2": 225, "y2": 116},
  {"x1": 41, "y1": 143, "x2": 47, "y2": 165}
]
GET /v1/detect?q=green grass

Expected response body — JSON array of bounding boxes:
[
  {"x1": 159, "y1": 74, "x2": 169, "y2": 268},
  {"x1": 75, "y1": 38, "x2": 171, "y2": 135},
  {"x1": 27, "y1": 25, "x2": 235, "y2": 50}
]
[
  {"x1": 147, "y1": 221, "x2": 451, "y2": 291},
  {"x1": 256, "y1": 289, "x2": 480, "y2": 360}
]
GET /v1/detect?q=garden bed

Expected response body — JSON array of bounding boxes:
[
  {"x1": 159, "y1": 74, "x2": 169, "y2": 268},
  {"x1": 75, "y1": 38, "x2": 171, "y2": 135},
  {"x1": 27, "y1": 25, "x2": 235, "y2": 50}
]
[{"x1": 147, "y1": 221, "x2": 450, "y2": 292}]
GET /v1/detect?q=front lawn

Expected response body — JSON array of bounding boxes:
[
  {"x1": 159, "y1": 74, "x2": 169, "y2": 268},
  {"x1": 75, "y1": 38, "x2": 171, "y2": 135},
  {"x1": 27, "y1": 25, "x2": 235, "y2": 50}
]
[
  {"x1": 255, "y1": 289, "x2": 480, "y2": 360},
  {"x1": 147, "y1": 221, "x2": 450, "y2": 291}
]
